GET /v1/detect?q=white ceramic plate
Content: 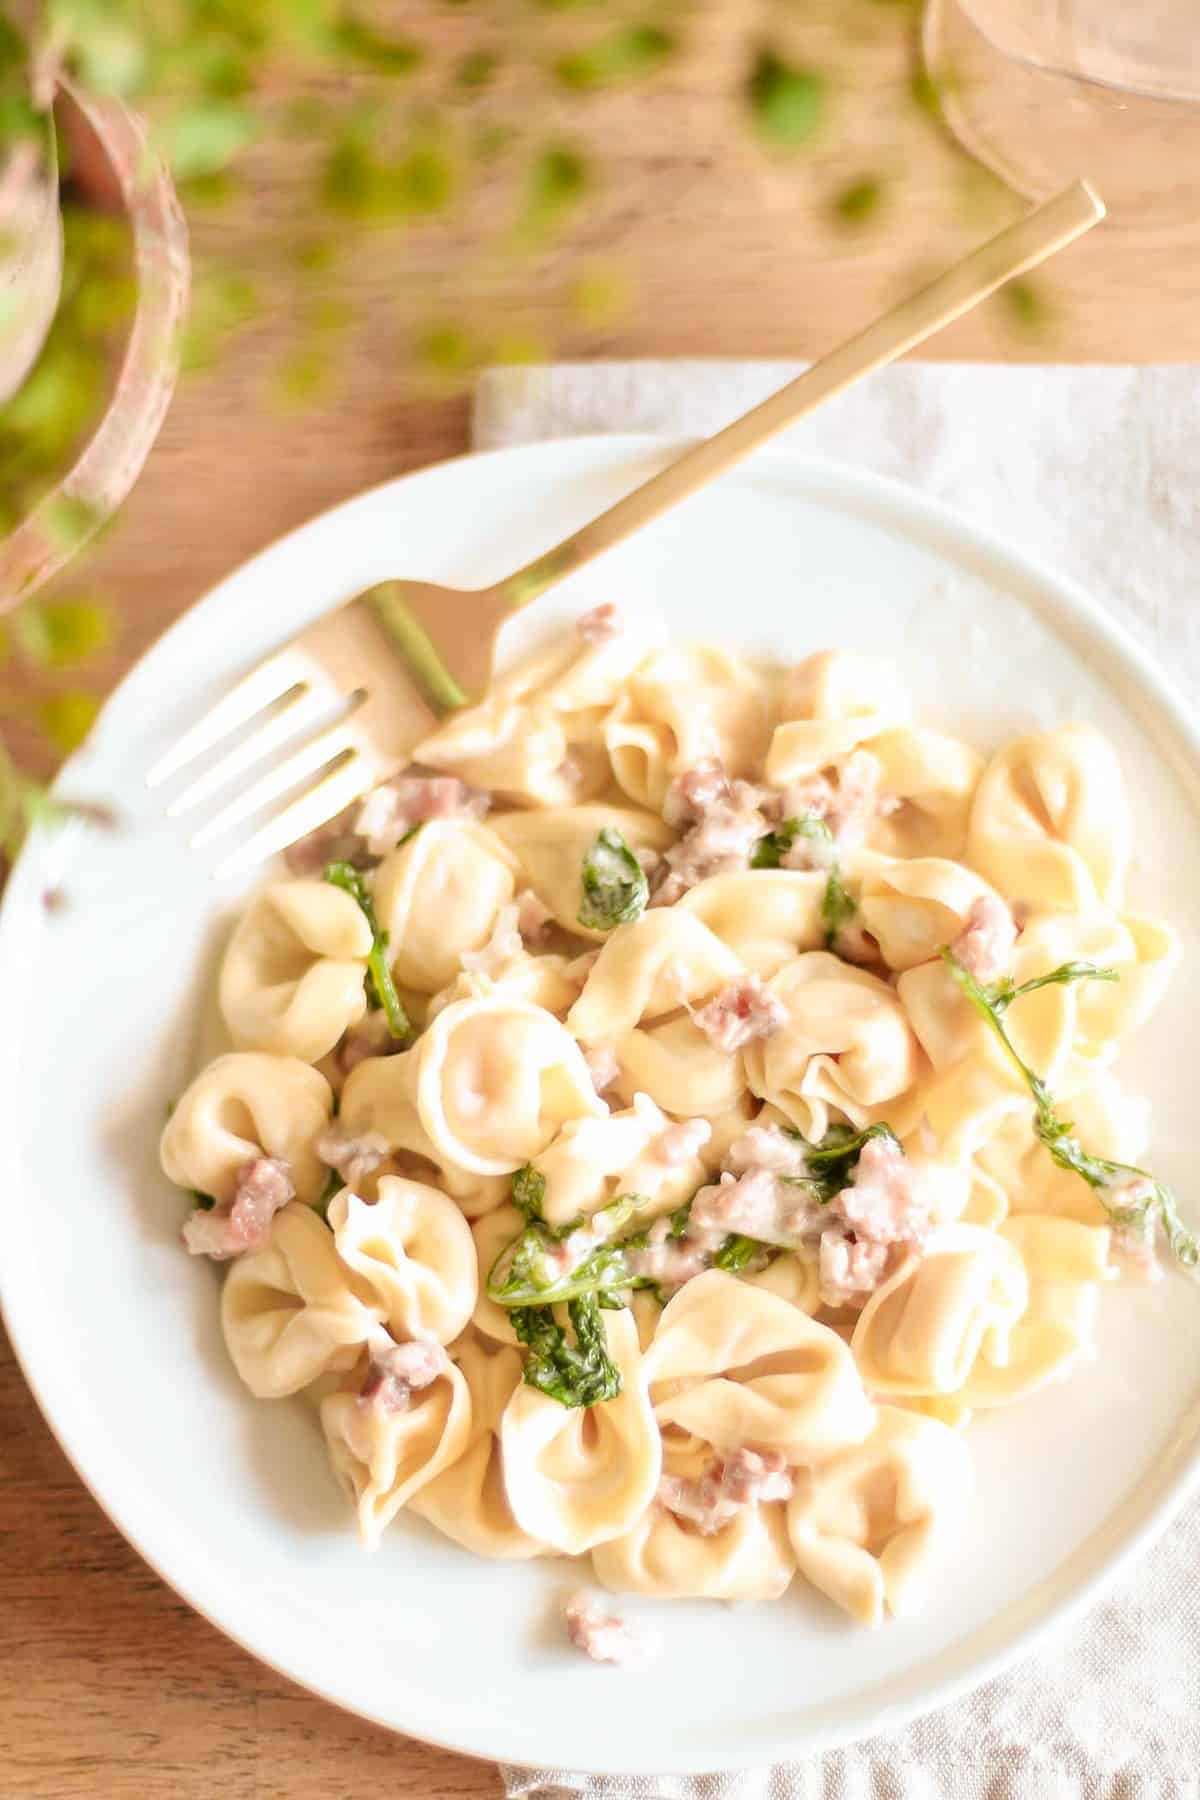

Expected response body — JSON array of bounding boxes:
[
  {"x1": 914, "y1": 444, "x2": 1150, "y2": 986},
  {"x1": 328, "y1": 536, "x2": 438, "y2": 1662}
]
[{"x1": 4, "y1": 437, "x2": 1200, "y2": 1776}]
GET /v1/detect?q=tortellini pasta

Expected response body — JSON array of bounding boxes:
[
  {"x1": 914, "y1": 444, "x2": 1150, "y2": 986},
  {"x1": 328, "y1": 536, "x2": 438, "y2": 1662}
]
[
  {"x1": 409, "y1": 1335, "x2": 546, "y2": 1559},
  {"x1": 858, "y1": 859, "x2": 1001, "y2": 975},
  {"x1": 328, "y1": 1180, "x2": 477, "y2": 1346},
  {"x1": 321, "y1": 1352, "x2": 472, "y2": 1549},
  {"x1": 373, "y1": 821, "x2": 518, "y2": 993},
  {"x1": 605, "y1": 643, "x2": 769, "y2": 809},
  {"x1": 967, "y1": 724, "x2": 1133, "y2": 910},
  {"x1": 531, "y1": 1091, "x2": 706, "y2": 1228},
  {"x1": 611, "y1": 1016, "x2": 749, "y2": 1117},
  {"x1": 500, "y1": 1308, "x2": 662, "y2": 1553},
  {"x1": 221, "y1": 1202, "x2": 378, "y2": 1398},
  {"x1": 863, "y1": 728, "x2": 985, "y2": 862},
  {"x1": 162, "y1": 1052, "x2": 332, "y2": 1206},
  {"x1": 786, "y1": 1407, "x2": 971, "y2": 1626},
  {"x1": 677, "y1": 871, "x2": 827, "y2": 976},
  {"x1": 218, "y1": 880, "x2": 371, "y2": 1062},
  {"x1": 568, "y1": 909, "x2": 743, "y2": 1043},
  {"x1": 744, "y1": 952, "x2": 921, "y2": 1140},
  {"x1": 166, "y1": 613, "x2": 1182, "y2": 1638},
  {"x1": 851, "y1": 1225, "x2": 1029, "y2": 1398},
  {"x1": 593, "y1": 1434, "x2": 796, "y2": 1601},
  {"x1": 641, "y1": 1272, "x2": 875, "y2": 1463},
  {"x1": 765, "y1": 650, "x2": 909, "y2": 784},
  {"x1": 413, "y1": 626, "x2": 649, "y2": 807},
  {"x1": 342, "y1": 995, "x2": 605, "y2": 1180},
  {"x1": 490, "y1": 804, "x2": 673, "y2": 941},
  {"x1": 953, "y1": 1215, "x2": 1111, "y2": 1406}
]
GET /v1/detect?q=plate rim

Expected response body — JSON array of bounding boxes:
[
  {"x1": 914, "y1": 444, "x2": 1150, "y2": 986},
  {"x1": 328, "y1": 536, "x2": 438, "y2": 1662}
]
[{"x1": 3, "y1": 431, "x2": 1200, "y2": 1775}]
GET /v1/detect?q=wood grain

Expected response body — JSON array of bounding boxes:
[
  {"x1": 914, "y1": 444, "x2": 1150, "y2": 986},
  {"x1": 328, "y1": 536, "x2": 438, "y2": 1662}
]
[{"x1": 6, "y1": 17, "x2": 1200, "y2": 1793}]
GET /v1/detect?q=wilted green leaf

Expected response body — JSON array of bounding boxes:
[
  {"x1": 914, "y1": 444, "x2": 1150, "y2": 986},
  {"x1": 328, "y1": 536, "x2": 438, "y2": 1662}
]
[
  {"x1": 520, "y1": 143, "x2": 590, "y2": 239},
  {"x1": 293, "y1": 237, "x2": 337, "y2": 276},
  {"x1": 14, "y1": 597, "x2": 112, "y2": 666},
  {"x1": 177, "y1": 169, "x2": 242, "y2": 209},
  {"x1": 472, "y1": 122, "x2": 516, "y2": 163},
  {"x1": 39, "y1": 690, "x2": 101, "y2": 753},
  {"x1": 555, "y1": 24, "x2": 674, "y2": 91},
  {"x1": 333, "y1": 14, "x2": 422, "y2": 75},
  {"x1": 56, "y1": 9, "x2": 147, "y2": 97},
  {"x1": 308, "y1": 296, "x2": 353, "y2": 335},
  {"x1": 748, "y1": 50, "x2": 827, "y2": 147},
  {"x1": 492, "y1": 329, "x2": 545, "y2": 366},
  {"x1": 571, "y1": 266, "x2": 630, "y2": 327},
  {"x1": 157, "y1": 102, "x2": 259, "y2": 179},
  {"x1": 415, "y1": 321, "x2": 478, "y2": 376},
  {"x1": 832, "y1": 176, "x2": 885, "y2": 226},
  {"x1": 1002, "y1": 279, "x2": 1048, "y2": 332},
  {"x1": 455, "y1": 49, "x2": 498, "y2": 89},
  {"x1": 396, "y1": 145, "x2": 457, "y2": 214},
  {"x1": 274, "y1": 346, "x2": 333, "y2": 406},
  {"x1": 181, "y1": 271, "x2": 259, "y2": 373}
]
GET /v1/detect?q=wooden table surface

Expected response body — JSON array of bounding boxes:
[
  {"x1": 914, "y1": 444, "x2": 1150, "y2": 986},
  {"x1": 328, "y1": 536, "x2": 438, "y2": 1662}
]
[{"x1": 6, "y1": 19, "x2": 1200, "y2": 1795}]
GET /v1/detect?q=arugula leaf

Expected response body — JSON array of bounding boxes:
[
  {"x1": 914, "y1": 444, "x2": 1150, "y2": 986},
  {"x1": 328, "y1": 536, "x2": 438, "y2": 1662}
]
[
  {"x1": 752, "y1": 813, "x2": 860, "y2": 950},
  {"x1": 512, "y1": 1295, "x2": 622, "y2": 1407},
  {"x1": 941, "y1": 948, "x2": 1198, "y2": 1268},
  {"x1": 578, "y1": 828, "x2": 648, "y2": 931},
  {"x1": 802, "y1": 1121, "x2": 898, "y2": 1181},
  {"x1": 510, "y1": 1164, "x2": 547, "y2": 1223},
  {"x1": 315, "y1": 1168, "x2": 345, "y2": 1222},
  {"x1": 821, "y1": 865, "x2": 858, "y2": 946},
  {"x1": 323, "y1": 861, "x2": 411, "y2": 1039},
  {"x1": 751, "y1": 812, "x2": 833, "y2": 870},
  {"x1": 488, "y1": 1197, "x2": 646, "y2": 1306},
  {"x1": 710, "y1": 1233, "x2": 765, "y2": 1273}
]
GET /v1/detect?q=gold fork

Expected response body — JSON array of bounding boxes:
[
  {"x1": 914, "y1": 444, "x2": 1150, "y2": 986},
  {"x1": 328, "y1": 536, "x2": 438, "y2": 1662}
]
[{"x1": 149, "y1": 180, "x2": 1103, "y2": 877}]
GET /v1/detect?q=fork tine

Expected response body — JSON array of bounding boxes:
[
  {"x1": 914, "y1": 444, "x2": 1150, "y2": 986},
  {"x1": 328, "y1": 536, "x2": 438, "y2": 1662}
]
[
  {"x1": 213, "y1": 753, "x2": 378, "y2": 881},
  {"x1": 146, "y1": 654, "x2": 305, "y2": 789},
  {"x1": 165, "y1": 685, "x2": 332, "y2": 820},
  {"x1": 190, "y1": 719, "x2": 361, "y2": 848}
]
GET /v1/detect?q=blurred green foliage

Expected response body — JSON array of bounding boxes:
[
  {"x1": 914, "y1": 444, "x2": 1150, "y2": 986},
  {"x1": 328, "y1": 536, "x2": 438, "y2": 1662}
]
[{"x1": 0, "y1": 0, "x2": 1038, "y2": 859}]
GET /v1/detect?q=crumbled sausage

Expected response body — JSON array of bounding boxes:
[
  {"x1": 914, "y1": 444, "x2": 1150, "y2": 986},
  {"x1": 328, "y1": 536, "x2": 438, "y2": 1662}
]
[
  {"x1": 657, "y1": 1447, "x2": 793, "y2": 1536},
  {"x1": 314, "y1": 1121, "x2": 391, "y2": 1190},
  {"x1": 818, "y1": 1228, "x2": 891, "y2": 1310},
  {"x1": 283, "y1": 804, "x2": 371, "y2": 875},
  {"x1": 655, "y1": 760, "x2": 771, "y2": 904},
  {"x1": 337, "y1": 1009, "x2": 404, "y2": 1076},
  {"x1": 950, "y1": 893, "x2": 1018, "y2": 983},
  {"x1": 835, "y1": 1134, "x2": 931, "y2": 1248},
  {"x1": 576, "y1": 602, "x2": 623, "y2": 645},
  {"x1": 725, "y1": 1124, "x2": 811, "y2": 1179},
  {"x1": 354, "y1": 772, "x2": 490, "y2": 857},
  {"x1": 563, "y1": 1593, "x2": 650, "y2": 1666},
  {"x1": 182, "y1": 1155, "x2": 295, "y2": 1260},
  {"x1": 360, "y1": 1339, "x2": 448, "y2": 1411},
  {"x1": 692, "y1": 976, "x2": 787, "y2": 1053},
  {"x1": 815, "y1": 1135, "x2": 933, "y2": 1307},
  {"x1": 689, "y1": 1167, "x2": 822, "y2": 1249},
  {"x1": 624, "y1": 1214, "x2": 714, "y2": 1292},
  {"x1": 775, "y1": 749, "x2": 888, "y2": 855}
]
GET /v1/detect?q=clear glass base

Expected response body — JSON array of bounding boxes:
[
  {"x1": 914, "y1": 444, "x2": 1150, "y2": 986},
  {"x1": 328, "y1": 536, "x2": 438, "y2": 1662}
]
[{"x1": 923, "y1": 0, "x2": 1200, "y2": 227}]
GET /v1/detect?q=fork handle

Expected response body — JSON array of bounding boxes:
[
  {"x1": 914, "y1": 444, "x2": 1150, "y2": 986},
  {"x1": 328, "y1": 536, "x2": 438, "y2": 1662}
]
[{"x1": 489, "y1": 179, "x2": 1104, "y2": 611}]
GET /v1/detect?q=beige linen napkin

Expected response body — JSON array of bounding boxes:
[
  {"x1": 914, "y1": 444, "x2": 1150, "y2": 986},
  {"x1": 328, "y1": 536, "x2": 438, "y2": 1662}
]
[{"x1": 475, "y1": 360, "x2": 1200, "y2": 1800}]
